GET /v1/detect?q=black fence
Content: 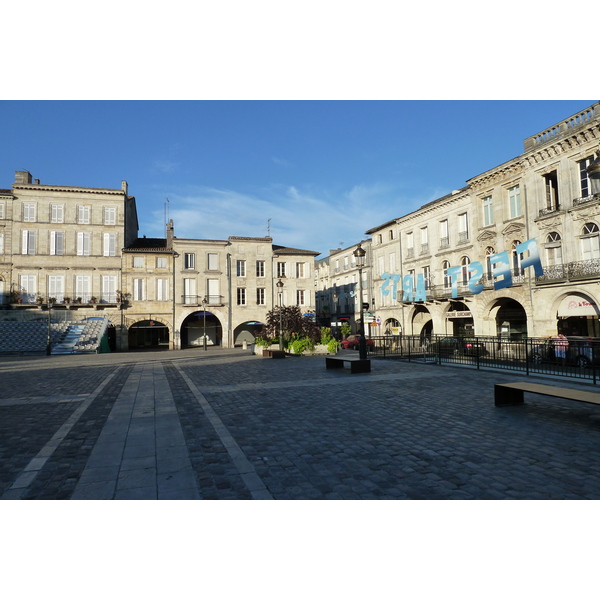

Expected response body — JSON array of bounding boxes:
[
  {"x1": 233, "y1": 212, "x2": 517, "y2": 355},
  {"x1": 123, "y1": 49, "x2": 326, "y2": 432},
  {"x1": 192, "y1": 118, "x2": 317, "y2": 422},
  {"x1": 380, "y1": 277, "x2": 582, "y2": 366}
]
[{"x1": 365, "y1": 334, "x2": 600, "y2": 384}]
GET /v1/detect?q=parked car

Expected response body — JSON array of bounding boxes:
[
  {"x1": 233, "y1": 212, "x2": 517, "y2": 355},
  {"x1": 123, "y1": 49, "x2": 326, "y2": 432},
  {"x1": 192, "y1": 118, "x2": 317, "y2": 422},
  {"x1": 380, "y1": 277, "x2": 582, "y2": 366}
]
[
  {"x1": 340, "y1": 334, "x2": 375, "y2": 350},
  {"x1": 530, "y1": 336, "x2": 600, "y2": 368},
  {"x1": 427, "y1": 336, "x2": 488, "y2": 357}
]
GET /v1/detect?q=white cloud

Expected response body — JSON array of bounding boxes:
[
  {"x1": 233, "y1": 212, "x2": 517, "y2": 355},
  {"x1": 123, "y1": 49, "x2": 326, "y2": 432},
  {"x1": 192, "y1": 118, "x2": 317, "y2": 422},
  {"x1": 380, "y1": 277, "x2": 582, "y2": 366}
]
[{"x1": 141, "y1": 181, "x2": 428, "y2": 257}]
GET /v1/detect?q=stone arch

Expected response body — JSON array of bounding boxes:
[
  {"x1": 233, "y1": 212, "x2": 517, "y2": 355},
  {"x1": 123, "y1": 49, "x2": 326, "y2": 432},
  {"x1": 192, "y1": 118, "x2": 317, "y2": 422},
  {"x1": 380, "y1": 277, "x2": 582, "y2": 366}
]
[
  {"x1": 128, "y1": 318, "x2": 171, "y2": 350},
  {"x1": 550, "y1": 289, "x2": 600, "y2": 337},
  {"x1": 180, "y1": 309, "x2": 224, "y2": 348},
  {"x1": 233, "y1": 320, "x2": 265, "y2": 346}
]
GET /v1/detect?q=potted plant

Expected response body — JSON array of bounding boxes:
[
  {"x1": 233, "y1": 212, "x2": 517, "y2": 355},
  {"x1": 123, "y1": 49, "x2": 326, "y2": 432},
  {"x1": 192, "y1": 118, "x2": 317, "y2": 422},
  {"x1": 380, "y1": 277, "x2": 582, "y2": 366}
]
[{"x1": 75, "y1": 297, "x2": 82, "y2": 304}]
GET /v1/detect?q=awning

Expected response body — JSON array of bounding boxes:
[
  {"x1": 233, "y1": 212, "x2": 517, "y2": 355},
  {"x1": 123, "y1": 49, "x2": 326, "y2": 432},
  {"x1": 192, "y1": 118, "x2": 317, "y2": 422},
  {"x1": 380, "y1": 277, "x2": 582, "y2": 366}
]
[{"x1": 558, "y1": 295, "x2": 600, "y2": 317}]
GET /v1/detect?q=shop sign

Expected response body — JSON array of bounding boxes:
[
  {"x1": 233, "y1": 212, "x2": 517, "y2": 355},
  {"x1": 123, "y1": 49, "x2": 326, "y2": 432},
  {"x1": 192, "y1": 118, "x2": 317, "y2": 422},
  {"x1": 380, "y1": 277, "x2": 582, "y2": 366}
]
[
  {"x1": 380, "y1": 237, "x2": 543, "y2": 302},
  {"x1": 446, "y1": 311, "x2": 472, "y2": 319}
]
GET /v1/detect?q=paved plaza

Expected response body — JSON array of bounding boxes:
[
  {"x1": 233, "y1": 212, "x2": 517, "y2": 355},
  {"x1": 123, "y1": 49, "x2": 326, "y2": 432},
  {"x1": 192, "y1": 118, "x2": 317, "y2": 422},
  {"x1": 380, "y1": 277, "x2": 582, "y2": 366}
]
[{"x1": 1, "y1": 347, "x2": 600, "y2": 500}]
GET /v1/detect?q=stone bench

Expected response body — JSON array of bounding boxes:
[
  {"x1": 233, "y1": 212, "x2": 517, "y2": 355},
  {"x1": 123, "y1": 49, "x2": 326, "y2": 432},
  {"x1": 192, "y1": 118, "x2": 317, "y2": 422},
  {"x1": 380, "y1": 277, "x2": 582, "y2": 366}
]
[
  {"x1": 325, "y1": 356, "x2": 371, "y2": 374},
  {"x1": 495, "y1": 381, "x2": 600, "y2": 407}
]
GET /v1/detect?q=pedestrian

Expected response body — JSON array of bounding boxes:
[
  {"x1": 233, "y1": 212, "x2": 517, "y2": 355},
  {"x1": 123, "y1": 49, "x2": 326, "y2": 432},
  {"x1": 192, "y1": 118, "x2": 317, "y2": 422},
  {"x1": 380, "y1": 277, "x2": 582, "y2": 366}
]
[{"x1": 553, "y1": 333, "x2": 569, "y2": 365}]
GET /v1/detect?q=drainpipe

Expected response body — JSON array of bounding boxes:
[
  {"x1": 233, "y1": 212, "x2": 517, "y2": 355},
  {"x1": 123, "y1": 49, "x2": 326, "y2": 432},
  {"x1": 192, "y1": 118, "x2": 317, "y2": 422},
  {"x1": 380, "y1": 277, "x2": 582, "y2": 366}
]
[{"x1": 523, "y1": 184, "x2": 536, "y2": 337}]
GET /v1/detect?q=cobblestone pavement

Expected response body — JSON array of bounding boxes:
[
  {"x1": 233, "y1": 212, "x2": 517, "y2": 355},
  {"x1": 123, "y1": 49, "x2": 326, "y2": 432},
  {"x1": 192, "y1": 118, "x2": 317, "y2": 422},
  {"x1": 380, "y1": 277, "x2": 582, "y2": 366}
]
[{"x1": 2, "y1": 348, "x2": 600, "y2": 500}]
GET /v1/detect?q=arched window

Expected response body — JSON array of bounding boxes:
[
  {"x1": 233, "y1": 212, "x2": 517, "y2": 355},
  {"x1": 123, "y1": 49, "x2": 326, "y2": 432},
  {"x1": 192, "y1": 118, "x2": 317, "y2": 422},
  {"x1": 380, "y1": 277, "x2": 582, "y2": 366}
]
[
  {"x1": 442, "y1": 260, "x2": 451, "y2": 289},
  {"x1": 460, "y1": 256, "x2": 470, "y2": 286},
  {"x1": 546, "y1": 232, "x2": 562, "y2": 266},
  {"x1": 582, "y1": 222, "x2": 600, "y2": 260}
]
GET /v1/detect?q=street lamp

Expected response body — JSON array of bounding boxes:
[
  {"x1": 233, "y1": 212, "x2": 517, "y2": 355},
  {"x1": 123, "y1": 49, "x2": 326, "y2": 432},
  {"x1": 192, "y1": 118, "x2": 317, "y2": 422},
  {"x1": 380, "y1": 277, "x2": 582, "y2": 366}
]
[
  {"x1": 202, "y1": 296, "x2": 207, "y2": 351},
  {"x1": 276, "y1": 278, "x2": 284, "y2": 351},
  {"x1": 353, "y1": 244, "x2": 367, "y2": 359},
  {"x1": 46, "y1": 298, "x2": 53, "y2": 356}
]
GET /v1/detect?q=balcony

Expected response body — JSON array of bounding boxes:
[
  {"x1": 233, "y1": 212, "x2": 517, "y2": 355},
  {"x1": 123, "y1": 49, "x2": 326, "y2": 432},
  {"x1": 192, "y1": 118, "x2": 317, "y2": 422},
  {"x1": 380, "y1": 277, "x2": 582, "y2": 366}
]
[
  {"x1": 572, "y1": 194, "x2": 600, "y2": 209},
  {"x1": 536, "y1": 259, "x2": 600, "y2": 285},
  {"x1": 181, "y1": 294, "x2": 223, "y2": 306},
  {"x1": 458, "y1": 232, "x2": 469, "y2": 244},
  {"x1": 439, "y1": 237, "x2": 450, "y2": 250}
]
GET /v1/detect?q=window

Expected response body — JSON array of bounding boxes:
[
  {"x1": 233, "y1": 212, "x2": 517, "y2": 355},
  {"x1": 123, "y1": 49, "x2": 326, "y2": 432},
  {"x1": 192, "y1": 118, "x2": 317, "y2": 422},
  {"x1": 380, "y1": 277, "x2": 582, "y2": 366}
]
[
  {"x1": 389, "y1": 229, "x2": 395, "y2": 240},
  {"x1": 257, "y1": 288, "x2": 266, "y2": 305},
  {"x1": 236, "y1": 260, "x2": 246, "y2": 277},
  {"x1": 0, "y1": 231, "x2": 3, "y2": 255},
  {"x1": 133, "y1": 278, "x2": 145, "y2": 301},
  {"x1": 420, "y1": 227, "x2": 429, "y2": 255},
  {"x1": 207, "y1": 253, "x2": 218, "y2": 270},
  {"x1": 20, "y1": 275, "x2": 36, "y2": 303},
  {"x1": 156, "y1": 278, "x2": 169, "y2": 301},
  {"x1": 482, "y1": 195, "x2": 494, "y2": 227},
  {"x1": 50, "y1": 231, "x2": 64, "y2": 256},
  {"x1": 23, "y1": 203, "x2": 36, "y2": 222},
  {"x1": 256, "y1": 260, "x2": 265, "y2": 277},
  {"x1": 207, "y1": 279, "x2": 219, "y2": 303},
  {"x1": 423, "y1": 265, "x2": 431, "y2": 289},
  {"x1": 581, "y1": 222, "x2": 600, "y2": 260},
  {"x1": 439, "y1": 220, "x2": 449, "y2": 248},
  {"x1": 277, "y1": 262, "x2": 286, "y2": 278},
  {"x1": 509, "y1": 185, "x2": 522, "y2": 218},
  {"x1": 485, "y1": 246, "x2": 496, "y2": 280},
  {"x1": 389, "y1": 252, "x2": 395, "y2": 274},
  {"x1": 296, "y1": 290, "x2": 306, "y2": 305},
  {"x1": 133, "y1": 256, "x2": 145, "y2": 268},
  {"x1": 78, "y1": 205, "x2": 90, "y2": 224},
  {"x1": 512, "y1": 240, "x2": 523, "y2": 275},
  {"x1": 75, "y1": 275, "x2": 91, "y2": 302},
  {"x1": 580, "y1": 157, "x2": 594, "y2": 198},
  {"x1": 156, "y1": 256, "x2": 167, "y2": 269},
  {"x1": 103, "y1": 207, "x2": 117, "y2": 225},
  {"x1": 77, "y1": 232, "x2": 91, "y2": 256},
  {"x1": 460, "y1": 256, "x2": 470, "y2": 285},
  {"x1": 442, "y1": 260, "x2": 452, "y2": 289},
  {"x1": 183, "y1": 278, "x2": 196, "y2": 304},
  {"x1": 237, "y1": 287, "x2": 246, "y2": 305},
  {"x1": 406, "y1": 232, "x2": 414, "y2": 258},
  {"x1": 296, "y1": 262, "x2": 305, "y2": 278},
  {"x1": 48, "y1": 275, "x2": 64, "y2": 302},
  {"x1": 458, "y1": 213, "x2": 469, "y2": 243},
  {"x1": 184, "y1": 253, "x2": 196, "y2": 269},
  {"x1": 102, "y1": 275, "x2": 117, "y2": 303},
  {"x1": 22, "y1": 230, "x2": 36, "y2": 254},
  {"x1": 51, "y1": 204, "x2": 64, "y2": 223},
  {"x1": 0, "y1": 202, "x2": 4, "y2": 219},
  {"x1": 546, "y1": 232, "x2": 562, "y2": 266},
  {"x1": 544, "y1": 171, "x2": 559, "y2": 211},
  {"x1": 103, "y1": 233, "x2": 116, "y2": 257}
]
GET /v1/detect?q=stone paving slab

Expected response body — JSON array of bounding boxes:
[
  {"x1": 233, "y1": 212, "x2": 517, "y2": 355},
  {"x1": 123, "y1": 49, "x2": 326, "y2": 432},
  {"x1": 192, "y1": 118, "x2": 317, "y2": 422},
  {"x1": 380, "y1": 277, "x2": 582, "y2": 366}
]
[{"x1": 1, "y1": 348, "x2": 600, "y2": 500}]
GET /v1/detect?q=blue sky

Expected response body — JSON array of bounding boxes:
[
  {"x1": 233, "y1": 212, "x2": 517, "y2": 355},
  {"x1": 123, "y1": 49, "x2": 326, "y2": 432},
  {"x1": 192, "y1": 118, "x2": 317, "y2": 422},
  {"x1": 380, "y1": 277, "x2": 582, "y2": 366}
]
[{"x1": 1, "y1": 100, "x2": 595, "y2": 256}]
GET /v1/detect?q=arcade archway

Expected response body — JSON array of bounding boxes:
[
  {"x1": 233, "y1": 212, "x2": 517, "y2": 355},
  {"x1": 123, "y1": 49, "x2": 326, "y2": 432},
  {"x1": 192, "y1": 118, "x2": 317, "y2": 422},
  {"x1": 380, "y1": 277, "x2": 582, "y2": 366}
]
[
  {"x1": 234, "y1": 321, "x2": 265, "y2": 346},
  {"x1": 181, "y1": 311, "x2": 223, "y2": 347},
  {"x1": 128, "y1": 319, "x2": 170, "y2": 350},
  {"x1": 491, "y1": 299, "x2": 528, "y2": 339}
]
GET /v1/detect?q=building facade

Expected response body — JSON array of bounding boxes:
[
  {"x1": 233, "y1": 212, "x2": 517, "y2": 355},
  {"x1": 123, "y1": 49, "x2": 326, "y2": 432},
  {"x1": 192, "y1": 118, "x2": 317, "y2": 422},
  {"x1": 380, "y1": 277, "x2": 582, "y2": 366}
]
[
  {"x1": 361, "y1": 102, "x2": 600, "y2": 341},
  {"x1": 1, "y1": 172, "x2": 319, "y2": 350}
]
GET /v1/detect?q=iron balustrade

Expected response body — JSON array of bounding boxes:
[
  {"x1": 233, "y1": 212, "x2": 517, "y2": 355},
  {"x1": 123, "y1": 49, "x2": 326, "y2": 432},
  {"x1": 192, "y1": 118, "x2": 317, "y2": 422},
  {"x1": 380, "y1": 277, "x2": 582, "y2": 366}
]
[{"x1": 367, "y1": 334, "x2": 600, "y2": 383}]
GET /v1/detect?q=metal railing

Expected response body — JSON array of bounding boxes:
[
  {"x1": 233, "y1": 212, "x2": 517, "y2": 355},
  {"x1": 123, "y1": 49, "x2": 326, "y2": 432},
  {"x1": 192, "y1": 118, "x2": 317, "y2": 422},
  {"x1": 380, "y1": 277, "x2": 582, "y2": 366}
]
[{"x1": 366, "y1": 334, "x2": 600, "y2": 383}]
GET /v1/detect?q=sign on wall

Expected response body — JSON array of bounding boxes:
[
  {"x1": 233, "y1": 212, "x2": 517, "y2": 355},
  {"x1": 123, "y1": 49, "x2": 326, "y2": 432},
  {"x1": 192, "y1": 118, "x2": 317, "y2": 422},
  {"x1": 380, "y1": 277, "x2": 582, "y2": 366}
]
[{"x1": 380, "y1": 238, "x2": 544, "y2": 302}]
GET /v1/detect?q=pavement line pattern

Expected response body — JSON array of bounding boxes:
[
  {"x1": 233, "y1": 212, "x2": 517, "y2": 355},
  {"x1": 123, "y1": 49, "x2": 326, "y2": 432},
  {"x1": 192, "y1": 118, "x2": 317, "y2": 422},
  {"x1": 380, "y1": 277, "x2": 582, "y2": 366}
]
[
  {"x1": 1, "y1": 367, "x2": 122, "y2": 499},
  {"x1": 173, "y1": 362, "x2": 274, "y2": 500},
  {"x1": 72, "y1": 362, "x2": 201, "y2": 500}
]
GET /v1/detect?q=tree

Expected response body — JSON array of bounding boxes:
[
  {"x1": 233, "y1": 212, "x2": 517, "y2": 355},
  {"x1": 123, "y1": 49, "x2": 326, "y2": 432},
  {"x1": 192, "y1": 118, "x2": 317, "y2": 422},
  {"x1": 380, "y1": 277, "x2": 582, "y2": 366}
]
[{"x1": 262, "y1": 305, "x2": 321, "y2": 344}]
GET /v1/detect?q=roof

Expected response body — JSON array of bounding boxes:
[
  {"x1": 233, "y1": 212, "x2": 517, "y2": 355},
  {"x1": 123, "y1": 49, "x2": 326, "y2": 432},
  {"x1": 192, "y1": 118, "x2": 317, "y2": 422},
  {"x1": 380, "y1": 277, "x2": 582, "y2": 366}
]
[
  {"x1": 272, "y1": 244, "x2": 321, "y2": 257},
  {"x1": 124, "y1": 238, "x2": 171, "y2": 252}
]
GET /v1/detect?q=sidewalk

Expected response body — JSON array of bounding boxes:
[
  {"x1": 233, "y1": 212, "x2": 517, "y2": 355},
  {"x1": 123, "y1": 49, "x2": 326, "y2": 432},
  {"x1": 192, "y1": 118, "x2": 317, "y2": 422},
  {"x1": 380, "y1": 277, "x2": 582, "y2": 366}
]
[{"x1": 2, "y1": 348, "x2": 600, "y2": 499}]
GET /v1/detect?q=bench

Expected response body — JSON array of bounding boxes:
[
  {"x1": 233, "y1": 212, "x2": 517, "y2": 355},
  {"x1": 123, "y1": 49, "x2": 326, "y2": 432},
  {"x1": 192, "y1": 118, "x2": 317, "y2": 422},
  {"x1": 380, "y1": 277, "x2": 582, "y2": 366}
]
[
  {"x1": 325, "y1": 356, "x2": 371, "y2": 374},
  {"x1": 263, "y1": 349, "x2": 286, "y2": 359},
  {"x1": 495, "y1": 382, "x2": 600, "y2": 407}
]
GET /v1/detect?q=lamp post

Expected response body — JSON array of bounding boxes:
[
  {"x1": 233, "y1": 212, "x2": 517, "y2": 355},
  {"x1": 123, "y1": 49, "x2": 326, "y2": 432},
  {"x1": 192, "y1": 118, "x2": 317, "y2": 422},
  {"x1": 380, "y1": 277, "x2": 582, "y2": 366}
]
[
  {"x1": 202, "y1": 296, "x2": 207, "y2": 351},
  {"x1": 46, "y1": 298, "x2": 53, "y2": 356},
  {"x1": 276, "y1": 278, "x2": 284, "y2": 351},
  {"x1": 353, "y1": 244, "x2": 367, "y2": 359}
]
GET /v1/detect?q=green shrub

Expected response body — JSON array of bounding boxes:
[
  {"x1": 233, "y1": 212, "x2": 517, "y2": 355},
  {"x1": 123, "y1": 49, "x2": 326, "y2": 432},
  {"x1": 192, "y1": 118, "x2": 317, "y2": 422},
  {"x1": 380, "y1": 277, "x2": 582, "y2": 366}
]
[
  {"x1": 254, "y1": 336, "x2": 272, "y2": 347},
  {"x1": 290, "y1": 337, "x2": 314, "y2": 355},
  {"x1": 327, "y1": 339, "x2": 339, "y2": 353}
]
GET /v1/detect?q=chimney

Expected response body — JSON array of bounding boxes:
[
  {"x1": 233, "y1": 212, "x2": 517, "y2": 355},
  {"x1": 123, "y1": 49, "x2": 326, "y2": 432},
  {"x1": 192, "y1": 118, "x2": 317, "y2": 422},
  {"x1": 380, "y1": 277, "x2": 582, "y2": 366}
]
[
  {"x1": 121, "y1": 181, "x2": 128, "y2": 195},
  {"x1": 15, "y1": 171, "x2": 32, "y2": 184},
  {"x1": 166, "y1": 219, "x2": 174, "y2": 249}
]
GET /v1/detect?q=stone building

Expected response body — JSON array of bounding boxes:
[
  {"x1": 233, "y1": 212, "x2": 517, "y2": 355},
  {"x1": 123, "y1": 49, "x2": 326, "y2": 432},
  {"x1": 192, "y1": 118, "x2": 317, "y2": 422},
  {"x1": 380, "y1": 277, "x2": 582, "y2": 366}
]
[
  {"x1": 362, "y1": 102, "x2": 600, "y2": 340},
  {"x1": 1, "y1": 172, "x2": 320, "y2": 351}
]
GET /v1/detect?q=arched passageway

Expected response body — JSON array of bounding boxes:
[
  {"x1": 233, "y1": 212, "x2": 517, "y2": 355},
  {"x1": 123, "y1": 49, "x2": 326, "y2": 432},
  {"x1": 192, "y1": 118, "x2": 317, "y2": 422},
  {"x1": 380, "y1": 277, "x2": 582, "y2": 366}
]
[
  {"x1": 181, "y1": 311, "x2": 223, "y2": 347},
  {"x1": 128, "y1": 320, "x2": 170, "y2": 350}
]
